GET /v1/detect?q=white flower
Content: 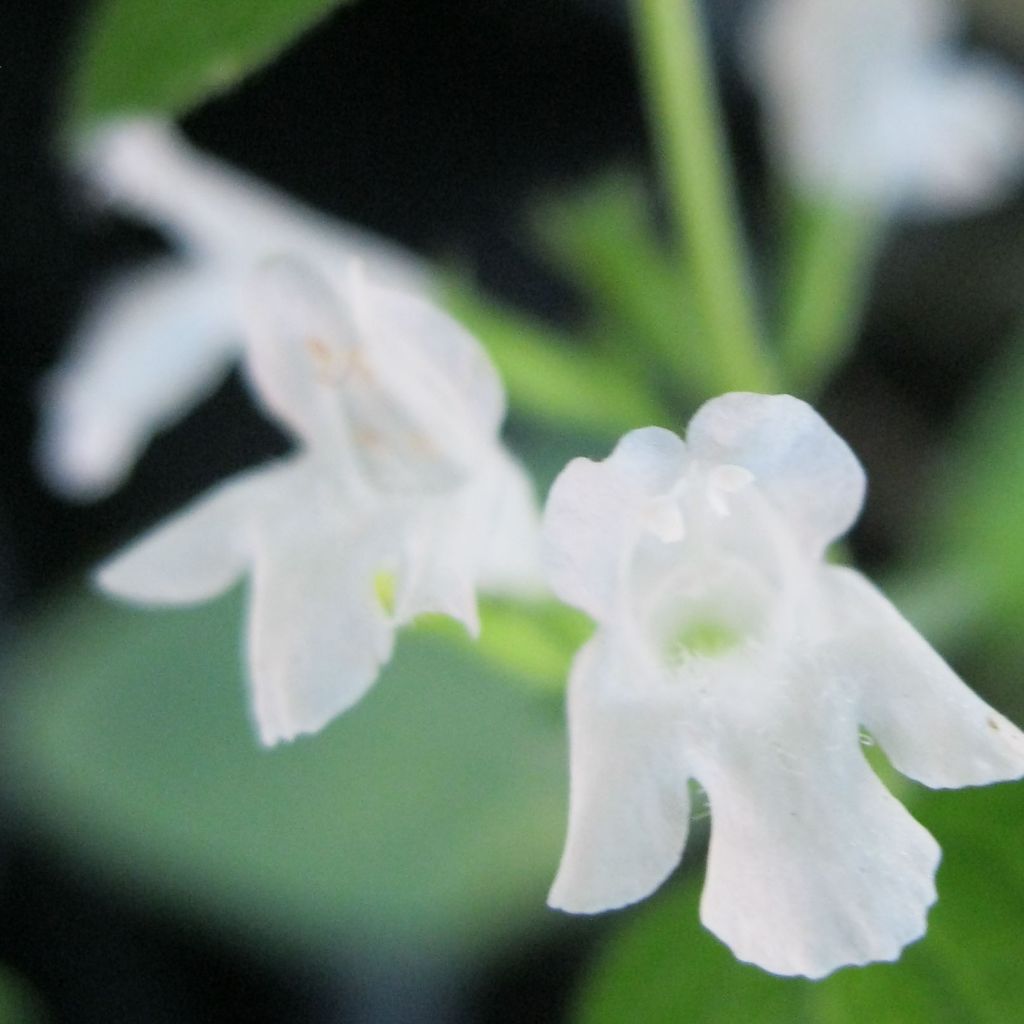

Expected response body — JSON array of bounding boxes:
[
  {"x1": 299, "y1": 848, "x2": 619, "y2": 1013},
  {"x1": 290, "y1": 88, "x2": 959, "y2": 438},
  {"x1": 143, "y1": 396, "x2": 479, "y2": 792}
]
[
  {"x1": 745, "y1": 0, "x2": 1024, "y2": 213},
  {"x1": 38, "y1": 117, "x2": 428, "y2": 500},
  {"x1": 543, "y1": 392, "x2": 1024, "y2": 978},
  {"x1": 97, "y1": 256, "x2": 542, "y2": 746}
]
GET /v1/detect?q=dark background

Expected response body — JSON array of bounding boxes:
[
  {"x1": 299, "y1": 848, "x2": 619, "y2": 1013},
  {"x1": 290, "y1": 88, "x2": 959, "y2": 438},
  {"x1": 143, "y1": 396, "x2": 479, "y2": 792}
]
[{"x1": 3, "y1": 0, "x2": 1024, "y2": 1019}]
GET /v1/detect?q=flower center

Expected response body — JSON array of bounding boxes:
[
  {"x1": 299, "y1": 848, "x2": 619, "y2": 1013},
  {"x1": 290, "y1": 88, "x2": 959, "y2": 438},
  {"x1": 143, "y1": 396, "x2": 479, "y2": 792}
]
[
  {"x1": 647, "y1": 557, "x2": 773, "y2": 669},
  {"x1": 671, "y1": 616, "x2": 744, "y2": 659}
]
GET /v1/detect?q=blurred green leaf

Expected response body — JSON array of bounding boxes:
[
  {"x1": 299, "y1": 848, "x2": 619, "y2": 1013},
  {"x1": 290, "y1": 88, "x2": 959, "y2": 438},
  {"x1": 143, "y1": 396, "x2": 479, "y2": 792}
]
[
  {"x1": 900, "y1": 332, "x2": 1024, "y2": 660},
  {"x1": 813, "y1": 783, "x2": 1024, "y2": 1024},
  {"x1": 0, "y1": 966, "x2": 44, "y2": 1024},
  {"x1": 530, "y1": 173, "x2": 708, "y2": 396},
  {"x1": 775, "y1": 194, "x2": 882, "y2": 396},
  {"x1": 477, "y1": 599, "x2": 592, "y2": 693},
  {"x1": 575, "y1": 870, "x2": 812, "y2": 1024},
  {"x1": 65, "y1": 0, "x2": 352, "y2": 135},
  {"x1": 2, "y1": 589, "x2": 567, "y2": 960},
  {"x1": 445, "y1": 280, "x2": 672, "y2": 436},
  {"x1": 404, "y1": 597, "x2": 590, "y2": 694},
  {"x1": 971, "y1": 0, "x2": 1024, "y2": 56},
  {"x1": 574, "y1": 782, "x2": 1024, "y2": 1024}
]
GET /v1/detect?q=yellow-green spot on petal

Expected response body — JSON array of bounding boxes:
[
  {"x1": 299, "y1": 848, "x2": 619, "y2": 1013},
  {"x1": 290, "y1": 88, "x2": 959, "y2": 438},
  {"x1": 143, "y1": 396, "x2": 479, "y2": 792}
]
[{"x1": 374, "y1": 570, "x2": 396, "y2": 617}]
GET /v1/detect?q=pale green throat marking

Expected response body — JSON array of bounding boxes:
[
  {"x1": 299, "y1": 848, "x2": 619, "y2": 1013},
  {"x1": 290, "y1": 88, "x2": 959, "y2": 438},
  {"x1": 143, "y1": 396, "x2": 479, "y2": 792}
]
[{"x1": 671, "y1": 617, "x2": 743, "y2": 658}]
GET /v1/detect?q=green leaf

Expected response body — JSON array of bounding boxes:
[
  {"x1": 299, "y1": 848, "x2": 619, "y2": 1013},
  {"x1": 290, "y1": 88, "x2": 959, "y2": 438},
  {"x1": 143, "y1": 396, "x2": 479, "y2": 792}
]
[
  {"x1": 575, "y1": 866, "x2": 812, "y2": 1024},
  {"x1": 899, "y1": 330, "x2": 1024, "y2": 668},
  {"x1": 476, "y1": 599, "x2": 592, "y2": 693},
  {"x1": 2, "y1": 589, "x2": 568, "y2": 960},
  {"x1": 398, "y1": 597, "x2": 590, "y2": 694},
  {"x1": 574, "y1": 782, "x2": 1024, "y2": 1024},
  {"x1": 530, "y1": 173, "x2": 709, "y2": 396},
  {"x1": 444, "y1": 280, "x2": 672, "y2": 436},
  {"x1": 65, "y1": 0, "x2": 353, "y2": 135},
  {"x1": 0, "y1": 966, "x2": 44, "y2": 1024},
  {"x1": 810, "y1": 783, "x2": 1024, "y2": 1024},
  {"x1": 774, "y1": 194, "x2": 883, "y2": 396}
]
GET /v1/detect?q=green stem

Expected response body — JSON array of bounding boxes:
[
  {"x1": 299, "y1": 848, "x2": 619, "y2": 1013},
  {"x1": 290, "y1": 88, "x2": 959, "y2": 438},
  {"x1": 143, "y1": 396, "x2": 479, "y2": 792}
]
[
  {"x1": 631, "y1": 0, "x2": 777, "y2": 394},
  {"x1": 778, "y1": 195, "x2": 885, "y2": 395}
]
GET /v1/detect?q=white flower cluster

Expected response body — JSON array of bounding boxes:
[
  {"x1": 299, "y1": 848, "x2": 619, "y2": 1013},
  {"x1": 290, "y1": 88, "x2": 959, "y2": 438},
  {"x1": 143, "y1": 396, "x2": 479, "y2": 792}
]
[
  {"x1": 745, "y1": 0, "x2": 1024, "y2": 213},
  {"x1": 41, "y1": 118, "x2": 1024, "y2": 978}
]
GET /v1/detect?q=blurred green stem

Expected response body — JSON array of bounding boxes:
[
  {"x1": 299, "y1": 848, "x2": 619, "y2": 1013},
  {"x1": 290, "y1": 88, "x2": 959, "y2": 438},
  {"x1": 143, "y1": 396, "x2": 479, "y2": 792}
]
[
  {"x1": 778, "y1": 196, "x2": 884, "y2": 395},
  {"x1": 631, "y1": 0, "x2": 777, "y2": 394}
]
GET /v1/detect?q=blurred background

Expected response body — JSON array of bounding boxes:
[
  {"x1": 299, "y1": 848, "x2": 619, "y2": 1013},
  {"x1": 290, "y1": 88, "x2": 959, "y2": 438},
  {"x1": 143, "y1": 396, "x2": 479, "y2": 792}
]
[{"x1": 4, "y1": 0, "x2": 1024, "y2": 1020}]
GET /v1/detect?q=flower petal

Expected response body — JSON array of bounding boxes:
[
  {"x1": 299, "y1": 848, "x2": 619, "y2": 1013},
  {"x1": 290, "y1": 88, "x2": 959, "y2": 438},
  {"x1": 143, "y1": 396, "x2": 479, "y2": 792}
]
[
  {"x1": 244, "y1": 258, "x2": 499, "y2": 494},
  {"x1": 80, "y1": 118, "x2": 427, "y2": 293},
  {"x1": 742, "y1": 0, "x2": 1024, "y2": 212},
  {"x1": 897, "y1": 59, "x2": 1024, "y2": 214},
  {"x1": 543, "y1": 427, "x2": 688, "y2": 620},
  {"x1": 686, "y1": 393, "x2": 865, "y2": 556},
  {"x1": 334, "y1": 271, "x2": 507, "y2": 492},
  {"x1": 696, "y1": 663, "x2": 939, "y2": 979},
  {"x1": 475, "y1": 450, "x2": 545, "y2": 597},
  {"x1": 547, "y1": 635, "x2": 691, "y2": 913},
  {"x1": 392, "y1": 447, "x2": 544, "y2": 635},
  {"x1": 245, "y1": 472, "x2": 396, "y2": 746},
  {"x1": 37, "y1": 260, "x2": 238, "y2": 500},
  {"x1": 363, "y1": 276, "x2": 506, "y2": 442},
  {"x1": 95, "y1": 462, "x2": 286, "y2": 604},
  {"x1": 242, "y1": 257, "x2": 360, "y2": 456},
  {"x1": 392, "y1": 491, "x2": 481, "y2": 637},
  {"x1": 823, "y1": 565, "x2": 1024, "y2": 787}
]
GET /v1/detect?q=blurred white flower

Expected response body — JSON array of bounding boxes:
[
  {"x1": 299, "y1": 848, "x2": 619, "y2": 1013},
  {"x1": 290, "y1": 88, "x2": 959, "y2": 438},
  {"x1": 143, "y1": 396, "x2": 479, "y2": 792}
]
[
  {"x1": 745, "y1": 0, "x2": 1024, "y2": 213},
  {"x1": 98, "y1": 257, "x2": 542, "y2": 745},
  {"x1": 543, "y1": 392, "x2": 1024, "y2": 978},
  {"x1": 38, "y1": 118, "x2": 427, "y2": 500}
]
